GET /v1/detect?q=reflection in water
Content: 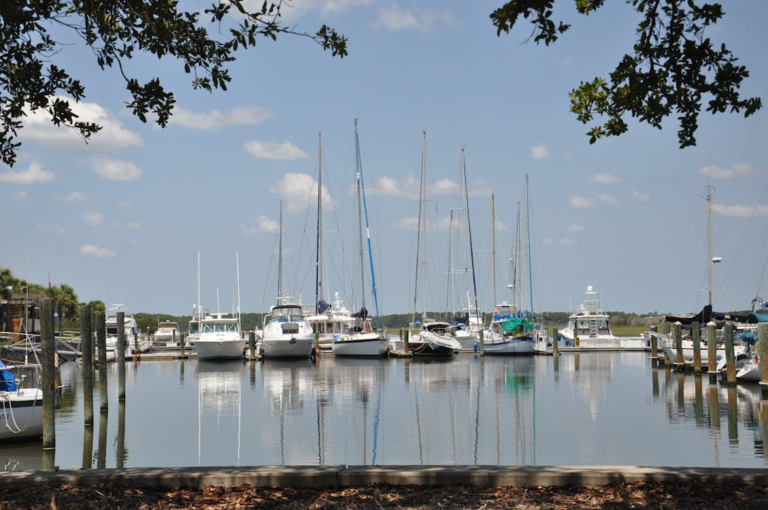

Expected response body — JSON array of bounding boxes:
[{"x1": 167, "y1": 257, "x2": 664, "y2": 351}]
[
  {"x1": 81, "y1": 424, "x2": 93, "y2": 469},
  {"x1": 5, "y1": 353, "x2": 768, "y2": 470}
]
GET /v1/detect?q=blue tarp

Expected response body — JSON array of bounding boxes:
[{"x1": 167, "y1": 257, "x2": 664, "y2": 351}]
[{"x1": 0, "y1": 361, "x2": 17, "y2": 392}]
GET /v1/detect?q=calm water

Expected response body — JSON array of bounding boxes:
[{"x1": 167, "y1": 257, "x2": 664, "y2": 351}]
[{"x1": 2, "y1": 352, "x2": 768, "y2": 471}]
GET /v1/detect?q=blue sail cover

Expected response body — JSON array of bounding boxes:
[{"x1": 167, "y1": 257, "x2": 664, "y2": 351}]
[{"x1": 0, "y1": 361, "x2": 17, "y2": 392}]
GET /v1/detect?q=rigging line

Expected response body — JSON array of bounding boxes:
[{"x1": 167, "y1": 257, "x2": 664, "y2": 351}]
[
  {"x1": 713, "y1": 81, "x2": 768, "y2": 255},
  {"x1": 356, "y1": 125, "x2": 382, "y2": 329}
]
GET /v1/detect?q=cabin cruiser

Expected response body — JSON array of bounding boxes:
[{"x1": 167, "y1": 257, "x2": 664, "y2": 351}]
[
  {"x1": 154, "y1": 321, "x2": 181, "y2": 348},
  {"x1": 480, "y1": 302, "x2": 535, "y2": 355},
  {"x1": 105, "y1": 304, "x2": 149, "y2": 353},
  {"x1": 195, "y1": 313, "x2": 245, "y2": 360},
  {"x1": 408, "y1": 320, "x2": 461, "y2": 356},
  {"x1": 559, "y1": 286, "x2": 645, "y2": 349},
  {"x1": 261, "y1": 304, "x2": 315, "y2": 359},
  {"x1": 305, "y1": 293, "x2": 355, "y2": 350}
]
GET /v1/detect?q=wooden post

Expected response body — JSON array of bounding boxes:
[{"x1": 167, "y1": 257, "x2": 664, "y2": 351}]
[
  {"x1": 724, "y1": 322, "x2": 736, "y2": 385},
  {"x1": 757, "y1": 323, "x2": 768, "y2": 400},
  {"x1": 180, "y1": 332, "x2": 186, "y2": 357},
  {"x1": 116, "y1": 401, "x2": 126, "y2": 468},
  {"x1": 479, "y1": 328, "x2": 485, "y2": 355},
  {"x1": 692, "y1": 321, "x2": 702, "y2": 374},
  {"x1": 552, "y1": 327, "x2": 559, "y2": 356},
  {"x1": 80, "y1": 304, "x2": 93, "y2": 426},
  {"x1": 41, "y1": 299, "x2": 56, "y2": 451},
  {"x1": 674, "y1": 321, "x2": 684, "y2": 368},
  {"x1": 117, "y1": 311, "x2": 126, "y2": 401},
  {"x1": 249, "y1": 331, "x2": 256, "y2": 359},
  {"x1": 81, "y1": 422, "x2": 94, "y2": 470},
  {"x1": 727, "y1": 385, "x2": 738, "y2": 444},
  {"x1": 403, "y1": 330, "x2": 410, "y2": 354},
  {"x1": 97, "y1": 410, "x2": 108, "y2": 469},
  {"x1": 96, "y1": 311, "x2": 108, "y2": 412},
  {"x1": 709, "y1": 384, "x2": 720, "y2": 430},
  {"x1": 314, "y1": 331, "x2": 320, "y2": 357},
  {"x1": 650, "y1": 325, "x2": 658, "y2": 366},
  {"x1": 651, "y1": 368, "x2": 660, "y2": 400},
  {"x1": 172, "y1": 329, "x2": 176, "y2": 347},
  {"x1": 707, "y1": 321, "x2": 718, "y2": 383},
  {"x1": 662, "y1": 322, "x2": 670, "y2": 335}
]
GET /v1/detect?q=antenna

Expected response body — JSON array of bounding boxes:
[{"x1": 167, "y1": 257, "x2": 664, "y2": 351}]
[
  {"x1": 236, "y1": 251, "x2": 242, "y2": 324},
  {"x1": 216, "y1": 286, "x2": 220, "y2": 314}
]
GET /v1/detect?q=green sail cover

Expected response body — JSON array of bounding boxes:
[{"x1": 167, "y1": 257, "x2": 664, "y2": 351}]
[{"x1": 500, "y1": 318, "x2": 533, "y2": 333}]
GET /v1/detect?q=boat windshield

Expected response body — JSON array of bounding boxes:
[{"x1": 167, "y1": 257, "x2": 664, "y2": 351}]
[
  {"x1": 106, "y1": 327, "x2": 118, "y2": 336},
  {"x1": 576, "y1": 319, "x2": 591, "y2": 335},
  {"x1": 189, "y1": 322, "x2": 199, "y2": 334},
  {"x1": 272, "y1": 307, "x2": 304, "y2": 323},
  {"x1": 202, "y1": 322, "x2": 239, "y2": 333},
  {"x1": 598, "y1": 319, "x2": 610, "y2": 334}
]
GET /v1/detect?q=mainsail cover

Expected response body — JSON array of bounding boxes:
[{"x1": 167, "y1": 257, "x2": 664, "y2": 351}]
[{"x1": 500, "y1": 318, "x2": 533, "y2": 333}]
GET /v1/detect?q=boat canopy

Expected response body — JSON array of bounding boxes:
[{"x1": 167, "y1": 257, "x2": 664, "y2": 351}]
[
  {"x1": 158, "y1": 321, "x2": 178, "y2": 329},
  {"x1": 665, "y1": 305, "x2": 713, "y2": 326},
  {"x1": 748, "y1": 312, "x2": 768, "y2": 323},
  {"x1": 500, "y1": 318, "x2": 533, "y2": 333}
]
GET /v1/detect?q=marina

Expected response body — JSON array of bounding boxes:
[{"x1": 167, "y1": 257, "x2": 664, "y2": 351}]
[{"x1": 2, "y1": 351, "x2": 768, "y2": 471}]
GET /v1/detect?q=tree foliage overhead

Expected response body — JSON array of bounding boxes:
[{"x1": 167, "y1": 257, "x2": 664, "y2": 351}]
[
  {"x1": 491, "y1": 0, "x2": 762, "y2": 148},
  {"x1": 0, "y1": 1, "x2": 347, "y2": 166}
]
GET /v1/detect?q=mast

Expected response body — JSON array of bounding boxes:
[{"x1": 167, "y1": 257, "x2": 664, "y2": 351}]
[
  {"x1": 420, "y1": 132, "x2": 428, "y2": 323},
  {"x1": 412, "y1": 132, "x2": 427, "y2": 326},
  {"x1": 491, "y1": 193, "x2": 497, "y2": 308},
  {"x1": 525, "y1": 174, "x2": 534, "y2": 315},
  {"x1": 512, "y1": 202, "x2": 521, "y2": 311},
  {"x1": 277, "y1": 200, "x2": 283, "y2": 304},
  {"x1": 355, "y1": 119, "x2": 367, "y2": 311},
  {"x1": 706, "y1": 185, "x2": 714, "y2": 309},
  {"x1": 461, "y1": 148, "x2": 481, "y2": 327},
  {"x1": 236, "y1": 251, "x2": 241, "y2": 325},
  {"x1": 356, "y1": 121, "x2": 382, "y2": 329},
  {"x1": 197, "y1": 250, "x2": 201, "y2": 318},
  {"x1": 446, "y1": 208, "x2": 454, "y2": 319},
  {"x1": 316, "y1": 132, "x2": 323, "y2": 313}
]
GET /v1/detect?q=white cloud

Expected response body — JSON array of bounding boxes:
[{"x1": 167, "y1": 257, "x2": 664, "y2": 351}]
[
  {"x1": 0, "y1": 161, "x2": 54, "y2": 184},
  {"x1": 373, "y1": 173, "x2": 471, "y2": 198},
  {"x1": 112, "y1": 220, "x2": 142, "y2": 229},
  {"x1": 631, "y1": 187, "x2": 651, "y2": 202},
  {"x1": 561, "y1": 57, "x2": 575, "y2": 68},
  {"x1": 712, "y1": 203, "x2": 768, "y2": 218},
  {"x1": 468, "y1": 179, "x2": 492, "y2": 197},
  {"x1": 565, "y1": 224, "x2": 584, "y2": 233},
  {"x1": 10, "y1": 191, "x2": 28, "y2": 201},
  {"x1": 23, "y1": 96, "x2": 142, "y2": 151},
  {"x1": 530, "y1": 144, "x2": 550, "y2": 160},
  {"x1": 563, "y1": 153, "x2": 573, "y2": 162},
  {"x1": 569, "y1": 196, "x2": 595, "y2": 209},
  {"x1": 82, "y1": 211, "x2": 104, "y2": 227},
  {"x1": 259, "y1": 0, "x2": 374, "y2": 22},
  {"x1": 544, "y1": 237, "x2": 554, "y2": 245},
  {"x1": 244, "y1": 140, "x2": 308, "y2": 160},
  {"x1": 432, "y1": 178, "x2": 459, "y2": 195},
  {"x1": 599, "y1": 193, "x2": 619, "y2": 205},
  {"x1": 392, "y1": 215, "x2": 451, "y2": 231},
  {"x1": 700, "y1": 163, "x2": 758, "y2": 179},
  {"x1": 269, "y1": 172, "x2": 335, "y2": 213},
  {"x1": 588, "y1": 172, "x2": 623, "y2": 184},
  {"x1": 118, "y1": 200, "x2": 133, "y2": 209},
  {"x1": 241, "y1": 215, "x2": 280, "y2": 235},
  {"x1": 80, "y1": 244, "x2": 117, "y2": 258},
  {"x1": 169, "y1": 106, "x2": 275, "y2": 130},
  {"x1": 36, "y1": 223, "x2": 66, "y2": 236},
  {"x1": 55, "y1": 191, "x2": 88, "y2": 203},
  {"x1": 91, "y1": 156, "x2": 143, "y2": 181},
  {"x1": 560, "y1": 237, "x2": 576, "y2": 246},
  {"x1": 374, "y1": 4, "x2": 457, "y2": 33}
]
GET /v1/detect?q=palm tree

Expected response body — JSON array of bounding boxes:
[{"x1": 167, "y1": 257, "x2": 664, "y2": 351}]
[{"x1": 58, "y1": 284, "x2": 79, "y2": 332}]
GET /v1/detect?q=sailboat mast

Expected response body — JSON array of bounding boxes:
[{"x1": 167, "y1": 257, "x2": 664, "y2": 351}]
[
  {"x1": 421, "y1": 131, "x2": 428, "y2": 323},
  {"x1": 412, "y1": 132, "x2": 426, "y2": 326},
  {"x1": 707, "y1": 186, "x2": 713, "y2": 309},
  {"x1": 356, "y1": 122, "x2": 382, "y2": 329},
  {"x1": 491, "y1": 193, "x2": 497, "y2": 308},
  {"x1": 462, "y1": 148, "x2": 480, "y2": 326},
  {"x1": 278, "y1": 200, "x2": 283, "y2": 303},
  {"x1": 197, "y1": 250, "x2": 201, "y2": 317},
  {"x1": 316, "y1": 132, "x2": 323, "y2": 313},
  {"x1": 525, "y1": 174, "x2": 534, "y2": 315},
  {"x1": 446, "y1": 209, "x2": 455, "y2": 318},
  {"x1": 512, "y1": 201, "x2": 521, "y2": 311},
  {"x1": 236, "y1": 251, "x2": 241, "y2": 324},
  {"x1": 355, "y1": 120, "x2": 367, "y2": 311}
]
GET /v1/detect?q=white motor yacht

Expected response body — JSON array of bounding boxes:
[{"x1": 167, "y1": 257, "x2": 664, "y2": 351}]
[
  {"x1": 559, "y1": 286, "x2": 645, "y2": 349},
  {"x1": 154, "y1": 321, "x2": 180, "y2": 347},
  {"x1": 195, "y1": 313, "x2": 245, "y2": 360},
  {"x1": 105, "y1": 304, "x2": 147, "y2": 354},
  {"x1": 261, "y1": 304, "x2": 315, "y2": 359}
]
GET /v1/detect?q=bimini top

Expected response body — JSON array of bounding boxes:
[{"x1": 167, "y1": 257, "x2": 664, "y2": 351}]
[{"x1": 158, "y1": 321, "x2": 179, "y2": 329}]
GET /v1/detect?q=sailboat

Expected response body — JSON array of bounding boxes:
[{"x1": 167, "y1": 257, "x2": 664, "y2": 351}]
[
  {"x1": 450, "y1": 148, "x2": 483, "y2": 352},
  {"x1": 304, "y1": 133, "x2": 356, "y2": 349},
  {"x1": 333, "y1": 120, "x2": 389, "y2": 357},
  {"x1": 409, "y1": 132, "x2": 462, "y2": 356},
  {"x1": 194, "y1": 252, "x2": 246, "y2": 360},
  {"x1": 261, "y1": 200, "x2": 316, "y2": 359},
  {"x1": 482, "y1": 177, "x2": 537, "y2": 355}
]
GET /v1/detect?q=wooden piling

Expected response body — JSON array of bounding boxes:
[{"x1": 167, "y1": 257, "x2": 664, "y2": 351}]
[
  {"x1": 692, "y1": 321, "x2": 702, "y2": 374},
  {"x1": 81, "y1": 422, "x2": 94, "y2": 470},
  {"x1": 403, "y1": 330, "x2": 410, "y2": 354},
  {"x1": 662, "y1": 322, "x2": 670, "y2": 335},
  {"x1": 180, "y1": 332, "x2": 186, "y2": 357},
  {"x1": 97, "y1": 411, "x2": 107, "y2": 469},
  {"x1": 41, "y1": 298, "x2": 56, "y2": 451},
  {"x1": 727, "y1": 385, "x2": 738, "y2": 444},
  {"x1": 552, "y1": 327, "x2": 559, "y2": 356},
  {"x1": 674, "y1": 321, "x2": 684, "y2": 368},
  {"x1": 479, "y1": 328, "x2": 485, "y2": 355},
  {"x1": 249, "y1": 331, "x2": 256, "y2": 359},
  {"x1": 117, "y1": 401, "x2": 126, "y2": 469},
  {"x1": 650, "y1": 325, "x2": 658, "y2": 366},
  {"x1": 724, "y1": 322, "x2": 736, "y2": 385},
  {"x1": 314, "y1": 332, "x2": 320, "y2": 358},
  {"x1": 96, "y1": 312, "x2": 108, "y2": 411},
  {"x1": 706, "y1": 321, "x2": 718, "y2": 384},
  {"x1": 80, "y1": 304, "x2": 93, "y2": 426},
  {"x1": 709, "y1": 384, "x2": 720, "y2": 430},
  {"x1": 117, "y1": 311, "x2": 126, "y2": 401},
  {"x1": 758, "y1": 323, "x2": 768, "y2": 400}
]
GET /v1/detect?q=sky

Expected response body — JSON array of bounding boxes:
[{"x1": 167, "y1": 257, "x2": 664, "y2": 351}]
[{"x1": 2, "y1": 0, "x2": 768, "y2": 316}]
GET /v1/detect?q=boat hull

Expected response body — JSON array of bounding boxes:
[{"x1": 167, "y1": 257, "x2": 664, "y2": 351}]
[
  {"x1": 195, "y1": 340, "x2": 245, "y2": 360},
  {"x1": 455, "y1": 331, "x2": 479, "y2": 352},
  {"x1": 0, "y1": 389, "x2": 43, "y2": 442},
  {"x1": 333, "y1": 335, "x2": 389, "y2": 357},
  {"x1": 262, "y1": 336, "x2": 315, "y2": 359},
  {"x1": 409, "y1": 341, "x2": 456, "y2": 357},
  {"x1": 483, "y1": 338, "x2": 535, "y2": 355}
]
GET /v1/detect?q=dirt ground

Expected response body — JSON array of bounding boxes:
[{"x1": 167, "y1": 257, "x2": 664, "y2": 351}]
[{"x1": 1, "y1": 481, "x2": 767, "y2": 509}]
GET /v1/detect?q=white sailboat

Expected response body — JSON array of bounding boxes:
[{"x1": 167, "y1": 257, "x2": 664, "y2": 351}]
[
  {"x1": 194, "y1": 253, "x2": 245, "y2": 360},
  {"x1": 409, "y1": 131, "x2": 462, "y2": 356},
  {"x1": 188, "y1": 251, "x2": 207, "y2": 346},
  {"x1": 333, "y1": 120, "x2": 389, "y2": 357},
  {"x1": 261, "y1": 201, "x2": 316, "y2": 359},
  {"x1": 0, "y1": 361, "x2": 42, "y2": 442}
]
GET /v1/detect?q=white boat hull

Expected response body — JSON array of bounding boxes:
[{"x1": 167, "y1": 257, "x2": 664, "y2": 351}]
[
  {"x1": 0, "y1": 389, "x2": 43, "y2": 442},
  {"x1": 333, "y1": 334, "x2": 389, "y2": 357},
  {"x1": 262, "y1": 336, "x2": 315, "y2": 359},
  {"x1": 455, "y1": 330, "x2": 479, "y2": 352},
  {"x1": 195, "y1": 340, "x2": 245, "y2": 360},
  {"x1": 736, "y1": 358, "x2": 762, "y2": 381}
]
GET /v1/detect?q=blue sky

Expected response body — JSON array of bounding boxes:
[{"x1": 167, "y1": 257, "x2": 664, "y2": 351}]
[{"x1": 2, "y1": 0, "x2": 768, "y2": 316}]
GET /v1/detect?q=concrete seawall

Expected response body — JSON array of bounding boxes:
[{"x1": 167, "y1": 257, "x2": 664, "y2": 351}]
[{"x1": 1, "y1": 465, "x2": 768, "y2": 489}]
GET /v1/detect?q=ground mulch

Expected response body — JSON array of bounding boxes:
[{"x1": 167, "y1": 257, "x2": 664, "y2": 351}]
[{"x1": 1, "y1": 481, "x2": 766, "y2": 509}]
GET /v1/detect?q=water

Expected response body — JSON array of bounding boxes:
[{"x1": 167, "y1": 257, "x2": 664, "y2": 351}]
[{"x1": 2, "y1": 352, "x2": 767, "y2": 471}]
